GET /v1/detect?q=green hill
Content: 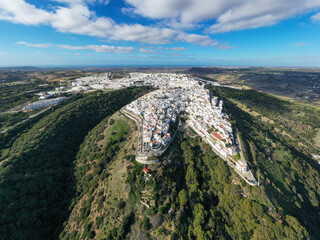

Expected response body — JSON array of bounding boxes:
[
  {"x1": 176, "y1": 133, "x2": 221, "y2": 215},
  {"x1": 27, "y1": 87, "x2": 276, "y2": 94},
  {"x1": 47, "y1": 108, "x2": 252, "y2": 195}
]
[
  {"x1": 210, "y1": 86, "x2": 320, "y2": 239},
  {"x1": 59, "y1": 106, "x2": 311, "y2": 239},
  {"x1": 0, "y1": 87, "x2": 151, "y2": 240},
  {"x1": 0, "y1": 86, "x2": 319, "y2": 240}
]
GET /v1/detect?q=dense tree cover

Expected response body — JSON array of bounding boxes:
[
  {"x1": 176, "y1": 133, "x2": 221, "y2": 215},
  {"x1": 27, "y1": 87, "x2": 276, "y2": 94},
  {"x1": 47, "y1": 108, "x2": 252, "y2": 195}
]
[
  {"x1": 60, "y1": 115, "x2": 140, "y2": 240},
  {"x1": 178, "y1": 189, "x2": 188, "y2": 207},
  {"x1": 1, "y1": 82, "x2": 317, "y2": 239},
  {"x1": 122, "y1": 133, "x2": 190, "y2": 238},
  {"x1": 218, "y1": 88, "x2": 320, "y2": 154},
  {"x1": 0, "y1": 95, "x2": 84, "y2": 153},
  {"x1": 208, "y1": 87, "x2": 320, "y2": 239},
  {"x1": 0, "y1": 87, "x2": 151, "y2": 240},
  {"x1": 179, "y1": 137, "x2": 309, "y2": 240},
  {"x1": 0, "y1": 111, "x2": 33, "y2": 130},
  {"x1": 0, "y1": 82, "x2": 54, "y2": 112},
  {"x1": 0, "y1": 111, "x2": 49, "y2": 152}
]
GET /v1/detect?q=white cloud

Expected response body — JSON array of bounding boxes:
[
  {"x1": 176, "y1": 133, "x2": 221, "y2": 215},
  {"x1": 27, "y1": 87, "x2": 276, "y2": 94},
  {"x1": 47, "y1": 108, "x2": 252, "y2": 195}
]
[
  {"x1": 110, "y1": 24, "x2": 181, "y2": 44},
  {"x1": 16, "y1": 41, "x2": 53, "y2": 48},
  {"x1": 144, "y1": 46, "x2": 163, "y2": 50},
  {"x1": 139, "y1": 48, "x2": 185, "y2": 56},
  {"x1": 124, "y1": 0, "x2": 320, "y2": 33},
  {"x1": 95, "y1": 0, "x2": 111, "y2": 5},
  {"x1": 218, "y1": 43, "x2": 235, "y2": 50},
  {"x1": 57, "y1": 44, "x2": 135, "y2": 53},
  {"x1": 54, "y1": 0, "x2": 110, "y2": 4},
  {"x1": 0, "y1": 52, "x2": 7, "y2": 54},
  {"x1": 311, "y1": 12, "x2": 320, "y2": 22},
  {"x1": 110, "y1": 25, "x2": 220, "y2": 46},
  {"x1": 0, "y1": 0, "x2": 319, "y2": 50},
  {"x1": 124, "y1": 0, "x2": 187, "y2": 19},
  {"x1": 177, "y1": 33, "x2": 218, "y2": 46},
  {"x1": 166, "y1": 47, "x2": 187, "y2": 51},
  {"x1": 0, "y1": 0, "x2": 220, "y2": 47},
  {"x1": 0, "y1": 0, "x2": 114, "y2": 38},
  {"x1": 50, "y1": 3, "x2": 114, "y2": 37},
  {"x1": 139, "y1": 48, "x2": 157, "y2": 54},
  {"x1": 15, "y1": 41, "x2": 135, "y2": 54},
  {"x1": 0, "y1": 0, "x2": 51, "y2": 25},
  {"x1": 113, "y1": 47, "x2": 135, "y2": 54}
]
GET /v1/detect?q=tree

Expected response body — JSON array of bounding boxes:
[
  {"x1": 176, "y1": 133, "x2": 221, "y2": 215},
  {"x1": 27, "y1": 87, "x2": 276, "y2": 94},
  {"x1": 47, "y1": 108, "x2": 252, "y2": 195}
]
[
  {"x1": 178, "y1": 189, "x2": 188, "y2": 207},
  {"x1": 139, "y1": 217, "x2": 150, "y2": 232},
  {"x1": 193, "y1": 204, "x2": 207, "y2": 229},
  {"x1": 285, "y1": 215, "x2": 309, "y2": 240}
]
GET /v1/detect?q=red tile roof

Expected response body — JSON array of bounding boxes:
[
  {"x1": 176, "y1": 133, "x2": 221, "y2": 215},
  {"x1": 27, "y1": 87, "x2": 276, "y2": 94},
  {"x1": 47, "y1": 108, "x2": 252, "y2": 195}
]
[
  {"x1": 237, "y1": 160, "x2": 247, "y2": 167},
  {"x1": 213, "y1": 132, "x2": 223, "y2": 140}
]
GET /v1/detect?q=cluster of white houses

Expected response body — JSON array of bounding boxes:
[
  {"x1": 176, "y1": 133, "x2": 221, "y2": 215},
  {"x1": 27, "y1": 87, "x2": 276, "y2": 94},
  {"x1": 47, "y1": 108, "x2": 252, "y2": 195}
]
[
  {"x1": 121, "y1": 73, "x2": 248, "y2": 173},
  {"x1": 34, "y1": 72, "x2": 242, "y2": 103},
  {"x1": 70, "y1": 73, "x2": 112, "y2": 91},
  {"x1": 23, "y1": 97, "x2": 66, "y2": 111},
  {"x1": 186, "y1": 88, "x2": 233, "y2": 156},
  {"x1": 125, "y1": 89, "x2": 188, "y2": 151},
  {"x1": 33, "y1": 73, "x2": 113, "y2": 101},
  {"x1": 185, "y1": 87, "x2": 248, "y2": 172},
  {"x1": 72, "y1": 72, "x2": 200, "y2": 90},
  {"x1": 70, "y1": 72, "x2": 242, "y2": 91},
  {"x1": 28, "y1": 72, "x2": 249, "y2": 174}
]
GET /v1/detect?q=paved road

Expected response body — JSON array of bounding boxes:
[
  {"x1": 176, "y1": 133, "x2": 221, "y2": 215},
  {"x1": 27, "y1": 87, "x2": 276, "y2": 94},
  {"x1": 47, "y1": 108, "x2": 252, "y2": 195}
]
[{"x1": 236, "y1": 131, "x2": 246, "y2": 163}]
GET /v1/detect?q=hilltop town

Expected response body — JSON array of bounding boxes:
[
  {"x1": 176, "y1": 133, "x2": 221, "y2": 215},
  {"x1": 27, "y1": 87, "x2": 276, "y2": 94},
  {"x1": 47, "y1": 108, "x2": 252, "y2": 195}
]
[
  {"x1": 19, "y1": 72, "x2": 256, "y2": 185},
  {"x1": 2, "y1": 70, "x2": 319, "y2": 239},
  {"x1": 110, "y1": 73, "x2": 256, "y2": 185},
  {"x1": 19, "y1": 72, "x2": 242, "y2": 111},
  {"x1": 2, "y1": 0, "x2": 320, "y2": 237}
]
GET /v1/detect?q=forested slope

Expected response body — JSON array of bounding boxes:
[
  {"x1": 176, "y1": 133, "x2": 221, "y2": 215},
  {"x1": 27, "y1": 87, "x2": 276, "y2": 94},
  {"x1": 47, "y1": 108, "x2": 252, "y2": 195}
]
[
  {"x1": 60, "y1": 118, "x2": 310, "y2": 240},
  {"x1": 211, "y1": 87, "x2": 320, "y2": 239},
  {"x1": 1, "y1": 85, "x2": 318, "y2": 240},
  {"x1": 59, "y1": 113, "x2": 138, "y2": 240},
  {"x1": 0, "y1": 87, "x2": 150, "y2": 240}
]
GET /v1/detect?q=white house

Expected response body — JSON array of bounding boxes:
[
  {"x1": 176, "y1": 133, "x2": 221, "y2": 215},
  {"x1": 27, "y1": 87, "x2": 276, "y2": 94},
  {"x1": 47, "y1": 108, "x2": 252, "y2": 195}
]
[{"x1": 236, "y1": 160, "x2": 248, "y2": 173}]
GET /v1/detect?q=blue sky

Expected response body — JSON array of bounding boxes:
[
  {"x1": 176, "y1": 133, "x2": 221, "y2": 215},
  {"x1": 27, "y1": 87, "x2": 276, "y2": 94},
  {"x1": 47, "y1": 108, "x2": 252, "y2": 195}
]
[{"x1": 0, "y1": 0, "x2": 320, "y2": 67}]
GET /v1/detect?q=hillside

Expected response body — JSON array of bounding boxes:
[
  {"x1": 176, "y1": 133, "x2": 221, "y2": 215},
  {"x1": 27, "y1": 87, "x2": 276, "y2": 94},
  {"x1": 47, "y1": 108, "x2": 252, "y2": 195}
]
[
  {"x1": 0, "y1": 85, "x2": 319, "y2": 240},
  {"x1": 59, "y1": 112, "x2": 139, "y2": 239},
  {"x1": 0, "y1": 87, "x2": 151, "y2": 240},
  {"x1": 59, "y1": 98, "x2": 311, "y2": 239},
  {"x1": 210, "y1": 86, "x2": 320, "y2": 238}
]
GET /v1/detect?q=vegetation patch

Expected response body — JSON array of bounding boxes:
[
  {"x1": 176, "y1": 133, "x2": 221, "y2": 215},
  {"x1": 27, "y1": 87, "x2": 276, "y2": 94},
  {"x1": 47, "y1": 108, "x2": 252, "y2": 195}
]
[{"x1": 0, "y1": 87, "x2": 151, "y2": 240}]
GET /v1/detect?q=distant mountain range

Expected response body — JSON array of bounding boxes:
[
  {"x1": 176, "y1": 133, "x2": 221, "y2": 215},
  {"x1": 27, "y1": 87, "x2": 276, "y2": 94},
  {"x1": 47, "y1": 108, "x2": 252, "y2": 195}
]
[
  {"x1": 0, "y1": 65, "x2": 319, "y2": 73},
  {"x1": 0, "y1": 66, "x2": 43, "y2": 71}
]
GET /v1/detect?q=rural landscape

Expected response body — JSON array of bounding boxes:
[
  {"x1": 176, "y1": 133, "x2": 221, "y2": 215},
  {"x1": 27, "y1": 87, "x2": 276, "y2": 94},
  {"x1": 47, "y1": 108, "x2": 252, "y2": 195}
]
[
  {"x1": 1, "y1": 0, "x2": 320, "y2": 239},
  {"x1": 0, "y1": 67, "x2": 319, "y2": 240}
]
